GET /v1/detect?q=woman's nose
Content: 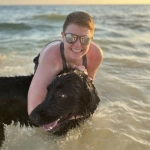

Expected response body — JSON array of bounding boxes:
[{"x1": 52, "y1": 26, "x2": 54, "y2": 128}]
[{"x1": 74, "y1": 38, "x2": 82, "y2": 46}]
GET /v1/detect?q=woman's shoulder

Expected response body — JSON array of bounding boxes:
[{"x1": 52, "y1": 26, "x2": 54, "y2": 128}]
[
  {"x1": 38, "y1": 41, "x2": 62, "y2": 66},
  {"x1": 40, "y1": 41, "x2": 61, "y2": 57},
  {"x1": 41, "y1": 40, "x2": 61, "y2": 53},
  {"x1": 88, "y1": 42, "x2": 103, "y2": 60}
]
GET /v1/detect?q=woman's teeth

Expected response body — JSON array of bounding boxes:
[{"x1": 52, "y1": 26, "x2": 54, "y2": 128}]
[{"x1": 72, "y1": 49, "x2": 82, "y2": 53}]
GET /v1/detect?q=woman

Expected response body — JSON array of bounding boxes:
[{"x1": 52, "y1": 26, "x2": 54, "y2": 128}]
[{"x1": 28, "y1": 11, "x2": 103, "y2": 115}]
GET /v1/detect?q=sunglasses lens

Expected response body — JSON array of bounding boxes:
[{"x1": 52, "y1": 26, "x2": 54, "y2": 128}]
[
  {"x1": 80, "y1": 36, "x2": 90, "y2": 45},
  {"x1": 65, "y1": 34, "x2": 77, "y2": 43}
]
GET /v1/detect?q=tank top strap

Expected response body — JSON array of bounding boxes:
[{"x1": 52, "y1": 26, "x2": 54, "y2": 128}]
[
  {"x1": 82, "y1": 54, "x2": 87, "y2": 69},
  {"x1": 60, "y1": 42, "x2": 68, "y2": 71}
]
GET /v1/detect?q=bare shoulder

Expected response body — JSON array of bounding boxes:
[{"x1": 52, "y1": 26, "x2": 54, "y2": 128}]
[
  {"x1": 86, "y1": 42, "x2": 103, "y2": 78},
  {"x1": 88, "y1": 42, "x2": 103, "y2": 65},
  {"x1": 35, "y1": 41, "x2": 63, "y2": 78},
  {"x1": 39, "y1": 41, "x2": 62, "y2": 64}
]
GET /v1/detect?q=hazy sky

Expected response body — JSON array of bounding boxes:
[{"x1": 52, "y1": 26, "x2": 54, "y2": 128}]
[{"x1": 1, "y1": 0, "x2": 150, "y2": 5}]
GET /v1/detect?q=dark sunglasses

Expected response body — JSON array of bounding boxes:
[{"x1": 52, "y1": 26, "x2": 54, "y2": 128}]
[{"x1": 64, "y1": 33, "x2": 93, "y2": 45}]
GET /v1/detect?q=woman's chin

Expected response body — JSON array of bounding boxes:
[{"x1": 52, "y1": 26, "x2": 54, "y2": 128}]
[{"x1": 70, "y1": 50, "x2": 84, "y2": 60}]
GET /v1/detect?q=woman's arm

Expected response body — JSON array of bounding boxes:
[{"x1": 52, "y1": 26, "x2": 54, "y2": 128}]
[{"x1": 28, "y1": 43, "x2": 62, "y2": 115}]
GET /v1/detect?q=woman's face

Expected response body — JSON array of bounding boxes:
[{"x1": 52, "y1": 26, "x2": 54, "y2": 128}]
[{"x1": 62, "y1": 23, "x2": 93, "y2": 62}]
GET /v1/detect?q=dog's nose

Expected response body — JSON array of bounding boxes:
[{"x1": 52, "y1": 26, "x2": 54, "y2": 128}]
[{"x1": 29, "y1": 112, "x2": 40, "y2": 125}]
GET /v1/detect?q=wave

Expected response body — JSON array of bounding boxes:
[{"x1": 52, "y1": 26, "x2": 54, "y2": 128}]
[
  {"x1": 0, "y1": 22, "x2": 58, "y2": 34},
  {"x1": 0, "y1": 22, "x2": 32, "y2": 31},
  {"x1": 131, "y1": 13, "x2": 150, "y2": 18},
  {"x1": 32, "y1": 13, "x2": 66, "y2": 21}
]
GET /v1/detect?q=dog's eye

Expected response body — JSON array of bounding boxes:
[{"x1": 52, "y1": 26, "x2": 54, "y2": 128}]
[{"x1": 58, "y1": 93, "x2": 67, "y2": 99}]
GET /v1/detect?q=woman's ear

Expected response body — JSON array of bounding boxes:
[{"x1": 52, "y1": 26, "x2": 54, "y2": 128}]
[{"x1": 61, "y1": 32, "x2": 65, "y2": 42}]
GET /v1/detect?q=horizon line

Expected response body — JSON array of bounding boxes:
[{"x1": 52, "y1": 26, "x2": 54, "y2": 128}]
[{"x1": 0, "y1": 3, "x2": 150, "y2": 6}]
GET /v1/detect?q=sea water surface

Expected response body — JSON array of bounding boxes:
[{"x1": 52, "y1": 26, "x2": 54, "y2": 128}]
[{"x1": 0, "y1": 5, "x2": 150, "y2": 150}]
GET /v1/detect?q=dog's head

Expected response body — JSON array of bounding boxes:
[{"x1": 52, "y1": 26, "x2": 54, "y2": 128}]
[{"x1": 29, "y1": 68, "x2": 100, "y2": 133}]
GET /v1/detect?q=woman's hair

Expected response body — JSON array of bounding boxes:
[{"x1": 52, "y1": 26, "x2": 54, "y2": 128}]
[{"x1": 63, "y1": 11, "x2": 95, "y2": 34}]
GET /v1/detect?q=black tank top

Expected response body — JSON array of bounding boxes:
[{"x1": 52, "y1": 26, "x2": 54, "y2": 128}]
[{"x1": 33, "y1": 41, "x2": 87, "y2": 73}]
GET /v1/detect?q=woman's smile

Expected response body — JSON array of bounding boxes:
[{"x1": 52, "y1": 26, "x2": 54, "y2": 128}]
[{"x1": 71, "y1": 48, "x2": 82, "y2": 53}]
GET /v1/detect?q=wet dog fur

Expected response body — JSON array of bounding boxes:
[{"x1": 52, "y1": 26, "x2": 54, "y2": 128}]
[{"x1": 0, "y1": 68, "x2": 100, "y2": 148}]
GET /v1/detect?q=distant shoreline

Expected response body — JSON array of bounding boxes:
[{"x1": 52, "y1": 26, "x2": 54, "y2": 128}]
[{"x1": 0, "y1": 4, "x2": 150, "y2": 6}]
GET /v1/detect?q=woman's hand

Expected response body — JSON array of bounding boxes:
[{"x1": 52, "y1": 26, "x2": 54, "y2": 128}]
[
  {"x1": 72, "y1": 65, "x2": 88, "y2": 75},
  {"x1": 72, "y1": 65, "x2": 93, "y2": 80}
]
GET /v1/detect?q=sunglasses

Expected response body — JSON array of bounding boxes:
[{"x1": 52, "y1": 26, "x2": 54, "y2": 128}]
[{"x1": 64, "y1": 33, "x2": 93, "y2": 45}]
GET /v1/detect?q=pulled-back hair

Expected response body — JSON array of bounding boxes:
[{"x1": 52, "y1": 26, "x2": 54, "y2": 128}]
[{"x1": 63, "y1": 11, "x2": 95, "y2": 34}]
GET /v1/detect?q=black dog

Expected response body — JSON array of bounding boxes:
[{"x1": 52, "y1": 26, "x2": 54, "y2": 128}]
[{"x1": 0, "y1": 69, "x2": 100, "y2": 148}]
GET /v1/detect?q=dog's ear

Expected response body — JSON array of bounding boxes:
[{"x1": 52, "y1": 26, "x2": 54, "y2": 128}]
[{"x1": 82, "y1": 76, "x2": 100, "y2": 114}]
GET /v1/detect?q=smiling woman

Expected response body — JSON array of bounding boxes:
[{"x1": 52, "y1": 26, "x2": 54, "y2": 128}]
[
  {"x1": 27, "y1": 11, "x2": 103, "y2": 121},
  {"x1": 0, "y1": 4, "x2": 150, "y2": 150}
]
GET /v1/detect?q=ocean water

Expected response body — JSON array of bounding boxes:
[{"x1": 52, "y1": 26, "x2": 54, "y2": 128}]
[{"x1": 0, "y1": 4, "x2": 150, "y2": 150}]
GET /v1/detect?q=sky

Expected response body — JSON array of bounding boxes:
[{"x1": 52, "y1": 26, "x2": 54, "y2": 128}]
[{"x1": 1, "y1": 0, "x2": 150, "y2": 5}]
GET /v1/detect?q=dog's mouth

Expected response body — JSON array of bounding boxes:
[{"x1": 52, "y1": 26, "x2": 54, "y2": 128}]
[
  {"x1": 42, "y1": 114, "x2": 85, "y2": 133},
  {"x1": 42, "y1": 113, "x2": 73, "y2": 132}
]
